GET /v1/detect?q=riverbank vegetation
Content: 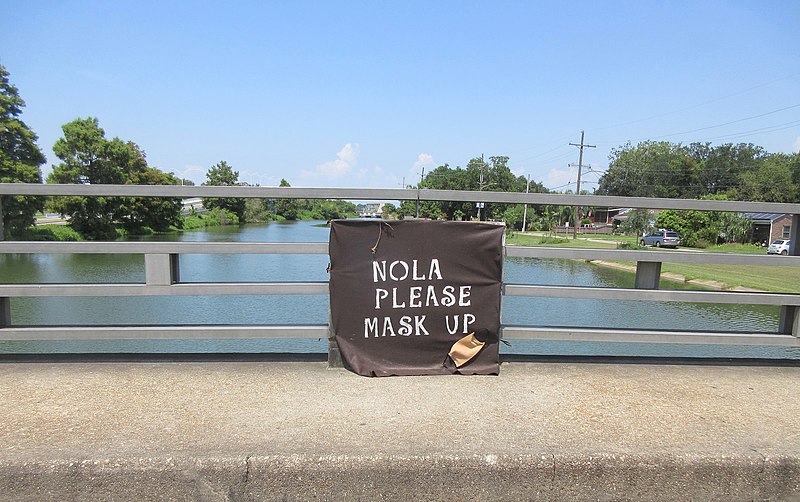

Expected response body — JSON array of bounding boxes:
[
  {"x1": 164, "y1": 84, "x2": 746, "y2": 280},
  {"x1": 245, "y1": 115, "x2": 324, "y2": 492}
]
[{"x1": 10, "y1": 224, "x2": 83, "y2": 241}]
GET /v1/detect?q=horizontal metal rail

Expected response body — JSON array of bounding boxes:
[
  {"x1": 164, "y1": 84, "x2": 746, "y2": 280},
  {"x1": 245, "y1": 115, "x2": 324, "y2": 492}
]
[
  {"x1": 0, "y1": 241, "x2": 329, "y2": 254},
  {"x1": 4, "y1": 280, "x2": 798, "y2": 307},
  {"x1": 0, "y1": 325, "x2": 329, "y2": 341},
  {"x1": 0, "y1": 282, "x2": 329, "y2": 297},
  {"x1": 3, "y1": 182, "x2": 800, "y2": 213},
  {"x1": 503, "y1": 284, "x2": 800, "y2": 306},
  {"x1": 500, "y1": 326, "x2": 800, "y2": 347},
  {"x1": 3, "y1": 325, "x2": 796, "y2": 346}
]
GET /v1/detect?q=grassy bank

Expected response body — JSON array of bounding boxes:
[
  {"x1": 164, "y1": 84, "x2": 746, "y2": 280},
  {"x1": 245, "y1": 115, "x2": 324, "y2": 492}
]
[
  {"x1": 506, "y1": 232, "x2": 798, "y2": 294},
  {"x1": 658, "y1": 262, "x2": 799, "y2": 293}
]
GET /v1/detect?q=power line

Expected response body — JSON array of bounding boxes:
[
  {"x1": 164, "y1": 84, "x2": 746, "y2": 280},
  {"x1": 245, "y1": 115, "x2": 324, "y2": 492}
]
[
  {"x1": 588, "y1": 71, "x2": 800, "y2": 133},
  {"x1": 600, "y1": 104, "x2": 800, "y2": 146},
  {"x1": 654, "y1": 103, "x2": 800, "y2": 139},
  {"x1": 699, "y1": 119, "x2": 800, "y2": 143}
]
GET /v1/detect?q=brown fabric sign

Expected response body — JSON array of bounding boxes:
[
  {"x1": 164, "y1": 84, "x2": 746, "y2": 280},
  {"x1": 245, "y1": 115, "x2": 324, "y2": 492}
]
[{"x1": 328, "y1": 220, "x2": 504, "y2": 376}]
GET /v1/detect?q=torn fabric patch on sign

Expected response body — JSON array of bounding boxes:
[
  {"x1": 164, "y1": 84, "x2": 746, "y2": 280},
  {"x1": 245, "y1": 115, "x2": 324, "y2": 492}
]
[{"x1": 328, "y1": 220, "x2": 504, "y2": 377}]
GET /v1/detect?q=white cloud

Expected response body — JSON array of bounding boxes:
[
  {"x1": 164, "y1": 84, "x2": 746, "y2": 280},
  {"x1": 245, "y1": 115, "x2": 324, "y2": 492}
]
[
  {"x1": 794, "y1": 136, "x2": 800, "y2": 153},
  {"x1": 411, "y1": 153, "x2": 434, "y2": 173},
  {"x1": 303, "y1": 143, "x2": 360, "y2": 179},
  {"x1": 337, "y1": 143, "x2": 359, "y2": 164}
]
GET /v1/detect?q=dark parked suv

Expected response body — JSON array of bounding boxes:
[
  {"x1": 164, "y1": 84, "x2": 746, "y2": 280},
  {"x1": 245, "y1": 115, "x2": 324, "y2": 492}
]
[{"x1": 640, "y1": 230, "x2": 681, "y2": 248}]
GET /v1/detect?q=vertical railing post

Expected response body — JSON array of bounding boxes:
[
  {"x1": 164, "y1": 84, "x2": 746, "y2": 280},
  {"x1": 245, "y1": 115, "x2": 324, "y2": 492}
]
[
  {"x1": 779, "y1": 307, "x2": 799, "y2": 337},
  {"x1": 779, "y1": 214, "x2": 800, "y2": 336},
  {"x1": 145, "y1": 254, "x2": 180, "y2": 285},
  {"x1": 327, "y1": 331, "x2": 344, "y2": 368},
  {"x1": 0, "y1": 297, "x2": 10, "y2": 328},
  {"x1": 1, "y1": 199, "x2": 8, "y2": 326},
  {"x1": 634, "y1": 261, "x2": 661, "y2": 289},
  {"x1": 327, "y1": 283, "x2": 345, "y2": 368}
]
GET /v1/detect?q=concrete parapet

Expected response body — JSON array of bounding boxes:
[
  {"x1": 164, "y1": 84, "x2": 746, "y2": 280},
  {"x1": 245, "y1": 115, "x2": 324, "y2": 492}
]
[
  {"x1": 1, "y1": 360, "x2": 799, "y2": 500},
  {"x1": 1, "y1": 454, "x2": 798, "y2": 501}
]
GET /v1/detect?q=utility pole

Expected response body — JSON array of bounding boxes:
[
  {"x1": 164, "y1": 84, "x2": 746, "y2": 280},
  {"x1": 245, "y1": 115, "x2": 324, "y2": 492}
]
[
  {"x1": 415, "y1": 168, "x2": 424, "y2": 218},
  {"x1": 521, "y1": 174, "x2": 530, "y2": 232},
  {"x1": 477, "y1": 154, "x2": 485, "y2": 221},
  {"x1": 569, "y1": 131, "x2": 595, "y2": 239}
]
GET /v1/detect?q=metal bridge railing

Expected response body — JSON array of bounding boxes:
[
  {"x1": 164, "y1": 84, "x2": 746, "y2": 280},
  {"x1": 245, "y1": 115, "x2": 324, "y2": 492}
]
[{"x1": 1, "y1": 183, "x2": 799, "y2": 357}]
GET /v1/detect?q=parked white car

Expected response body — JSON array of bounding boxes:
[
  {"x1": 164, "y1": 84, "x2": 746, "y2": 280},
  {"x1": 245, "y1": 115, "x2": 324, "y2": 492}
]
[{"x1": 767, "y1": 239, "x2": 791, "y2": 255}]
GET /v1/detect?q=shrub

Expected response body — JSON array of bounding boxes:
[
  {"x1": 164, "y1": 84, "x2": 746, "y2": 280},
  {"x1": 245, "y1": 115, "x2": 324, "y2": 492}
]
[
  {"x1": 12, "y1": 225, "x2": 82, "y2": 241},
  {"x1": 180, "y1": 208, "x2": 239, "y2": 230}
]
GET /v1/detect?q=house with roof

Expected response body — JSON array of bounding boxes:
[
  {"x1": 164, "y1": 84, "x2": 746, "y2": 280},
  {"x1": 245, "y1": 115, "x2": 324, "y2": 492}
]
[{"x1": 741, "y1": 213, "x2": 793, "y2": 244}]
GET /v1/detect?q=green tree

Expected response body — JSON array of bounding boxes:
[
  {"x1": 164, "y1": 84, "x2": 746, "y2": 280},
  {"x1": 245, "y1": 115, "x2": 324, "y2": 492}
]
[
  {"x1": 381, "y1": 202, "x2": 396, "y2": 219},
  {"x1": 419, "y1": 164, "x2": 475, "y2": 219},
  {"x1": 0, "y1": 65, "x2": 46, "y2": 238},
  {"x1": 398, "y1": 158, "x2": 544, "y2": 221},
  {"x1": 48, "y1": 118, "x2": 130, "y2": 239},
  {"x1": 692, "y1": 142, "x2": 765, "y2": 197},
  {"x1": 274, "y1": 178, "x2": 300, "y2": 220},
  {"x1": 789, "y1": 152, "x2": 800, "y2": 200},
  {"x1": 202, "y1": 161, "x2": 246, "y2": 221},
  {"x1": 533, "y1": 205, "x2": 559, "y2": 233},
  {"x1": 621, "y1": 209, "x2": 653, "y2": 237},
  {"x1": 307, "y1": 199, "x2": 357, "y2": 220},
  {"x1": 116, "y1": 142, "x2": 182, "y2": 233},
  {"x1": 501, "y1": 204, "x2": 525, "y2": 230},
  {"x1": 715, "y1": 211, "x2": 753, "y2": 243},
  {"x1": 596, "y1": 141, "x2": 689, "y2": 198},
  {"x1": 243, "y1": 198, "x2": 272, "y2": 222},
  {"x1": 655, "y1": 209, "x2": 714, "y2": 247},
  {"x1": 48, "y1": 118, "x2": 182, "y2": 239},
  {"x1": 735, "y1": 154, "x2": 796, "y2": 202}
]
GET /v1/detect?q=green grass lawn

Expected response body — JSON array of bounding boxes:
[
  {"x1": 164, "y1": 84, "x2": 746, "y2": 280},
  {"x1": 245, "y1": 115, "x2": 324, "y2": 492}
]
[
  {"x1": 658, "y1": 263, "x2": 800, "y2": 293},
  {"x1": 701, "y1": 243, "x2": 766, "y2": 254}
]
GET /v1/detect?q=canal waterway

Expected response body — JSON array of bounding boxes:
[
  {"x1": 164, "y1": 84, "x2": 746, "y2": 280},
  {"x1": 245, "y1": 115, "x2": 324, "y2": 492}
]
[{"x1": 1, "y1": 220, "x2": 796, "y2": 359}]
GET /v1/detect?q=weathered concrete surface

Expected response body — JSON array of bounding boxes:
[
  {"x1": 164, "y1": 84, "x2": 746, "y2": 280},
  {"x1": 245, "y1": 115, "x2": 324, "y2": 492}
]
[{"x1": 1, "y1": 360, "x2": 799, "y2": 500}]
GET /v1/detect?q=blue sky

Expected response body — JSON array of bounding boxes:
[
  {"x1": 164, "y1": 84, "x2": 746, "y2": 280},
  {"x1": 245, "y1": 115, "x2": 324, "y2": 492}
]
[{"x1": 2, "y1": 1, "x2": 799, "y2": 191}]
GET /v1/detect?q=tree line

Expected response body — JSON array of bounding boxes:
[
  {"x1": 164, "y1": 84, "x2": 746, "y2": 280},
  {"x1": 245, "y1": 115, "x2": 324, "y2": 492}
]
[
  {"x1": 396, "y1": 156, "x2": 549, "y2": 228},
  {"x1": 596, "y1": 140, "x2": 800, "y2": 202},
  {"x1": 596, "y1": 141, "x2": 800, "y2": 246}
]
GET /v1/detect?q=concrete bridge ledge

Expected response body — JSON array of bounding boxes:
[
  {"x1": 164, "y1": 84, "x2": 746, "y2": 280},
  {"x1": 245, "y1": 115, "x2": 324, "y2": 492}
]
[
  {"x1": 1, "y1": 360, "x2": 799, "y2": 500},
  {"x1": 1, "y1": 454, "x2": 799, "y2": 501}
]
